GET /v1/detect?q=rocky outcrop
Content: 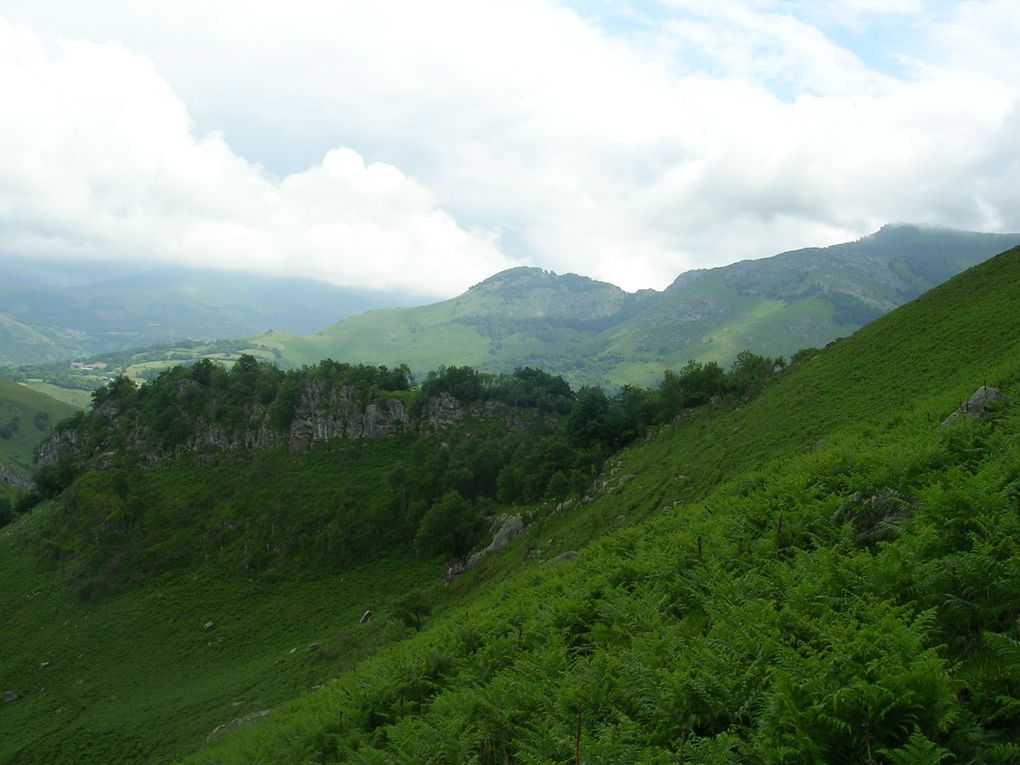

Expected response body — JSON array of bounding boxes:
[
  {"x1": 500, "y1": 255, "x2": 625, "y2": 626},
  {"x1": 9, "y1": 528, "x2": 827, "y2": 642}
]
[
  {"x1": 940, "y1": 386, "x2": 1005, "y2": 427},
  {"x1": 422, "y1": 392, "x2": 465, "y2": 428},
  {"x1": 288, "y1": 382, "x2": 410, "y2": 450},
  {"x1": 445, "y1": 513, "x2": 527, "y2": 584},
  {"x1": 206, "y1": 710, "x2": 270, "y2": 741},
  {"x1": 0, "y1": 462, "x2": 32, "y2": 490},
  {"x1": 466, "y1": 514, "x2": 524, "y2": 569},
  {"x1": 36, "y1": 380, "x2": 482, "y2": 471},
  {"x1": 34, "y1": 427, "x2": 87, "y2": 470}
]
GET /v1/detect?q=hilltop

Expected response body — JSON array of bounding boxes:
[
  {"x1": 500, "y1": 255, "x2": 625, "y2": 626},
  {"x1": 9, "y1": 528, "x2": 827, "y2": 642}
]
[{"x1": 6, "y1": 225, "x2": 1017, "y2": 399}]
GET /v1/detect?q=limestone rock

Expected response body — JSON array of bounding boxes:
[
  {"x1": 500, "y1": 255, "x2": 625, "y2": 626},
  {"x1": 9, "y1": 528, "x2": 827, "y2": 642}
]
[
  {"x1": 466, "y1": 514, "x2": 525, "y2": 569},
  {"x1": 207, "y1": 709, "x2": 270, "y2": 741},
  {"x1": 941, "y1": 386, "x2": 1006, "y2": 427},
  {"x1": 423, "y1": 393, "x2": 464, "y2": 428},
  {"x1": 0, "y1": 463, "x2": 32, "y2": 491}
]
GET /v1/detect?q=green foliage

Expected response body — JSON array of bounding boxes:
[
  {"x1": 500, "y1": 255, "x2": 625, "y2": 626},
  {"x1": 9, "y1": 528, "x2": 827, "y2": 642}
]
[
  {"x1": 272, "y1": 227, "x2": 1020, "y2": 389},
  {"x1": 414, "y1": 490, "x2": 480, "y2": 559},
  {"x1": 175, "y1": 245, "x2": 1020, "y2": 764},
  {"x1": 393, "y1": 589, "x2": 432, "y2": 631},
  {"x1": 0, "y1": 415, "x2": 19, "y2": 439},
  {"x1": 34, "y1": 456, "x2": 78, "y2": 498}
]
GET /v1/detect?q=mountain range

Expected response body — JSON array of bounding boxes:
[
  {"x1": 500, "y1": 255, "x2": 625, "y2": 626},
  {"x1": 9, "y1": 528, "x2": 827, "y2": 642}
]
[
  {"x1": 259, "y1": 224, "x2": 1020, "y2": 386},
  {"x1": 3, "y1": 224, "x2": 1019, "y2": 396},
  {"x1": 0, "y1": 256, "x2": 428, "y2": 366}
]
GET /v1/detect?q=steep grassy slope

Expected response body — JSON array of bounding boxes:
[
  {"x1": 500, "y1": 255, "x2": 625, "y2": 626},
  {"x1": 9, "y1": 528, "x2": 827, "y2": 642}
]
[
  {"x1": 0, "y1": 509, "x2": 439, "y2": 764},
  {"x1": 0, "y1": 378, "x2": 77, "y2": 496},
  {"x1": 182, "y1": 245, "x2": 1020, "y2": 762},
  {"x1": 280, "y1": 225, "x2": 1020, "y2": 388}
]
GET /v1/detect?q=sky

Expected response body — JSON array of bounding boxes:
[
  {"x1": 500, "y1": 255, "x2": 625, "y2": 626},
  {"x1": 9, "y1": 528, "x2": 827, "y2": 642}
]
[{"x1": 1, "y1": 1, "x2": 1018, "y2": 297}]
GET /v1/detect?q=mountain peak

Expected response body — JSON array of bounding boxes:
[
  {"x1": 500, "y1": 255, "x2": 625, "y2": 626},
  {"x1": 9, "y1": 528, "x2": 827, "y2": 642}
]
[{"x1": 469, "y1": 266, "x2": 621, "y2": 295}]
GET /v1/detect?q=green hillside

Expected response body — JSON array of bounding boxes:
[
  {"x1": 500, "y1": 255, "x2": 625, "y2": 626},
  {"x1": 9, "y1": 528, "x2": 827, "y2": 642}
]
[
  {"x1": 0, "y1": 245, "x2": 1019, "y2": 762},
  {"x1": 276, "y1": 225, "x2": 1020, "y2": 387},
  {"x1": 182, "y1": 244, "x2": 1020, "y2": 762},
  {"x1": 0, "y1": 378, "x2": 78, "y2": 501}
]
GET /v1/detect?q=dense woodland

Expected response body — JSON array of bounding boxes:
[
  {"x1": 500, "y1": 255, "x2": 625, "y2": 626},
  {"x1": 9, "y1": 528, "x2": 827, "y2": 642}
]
[{"x1": 23, "y1": 350, "x2": 787, "y2": 592}]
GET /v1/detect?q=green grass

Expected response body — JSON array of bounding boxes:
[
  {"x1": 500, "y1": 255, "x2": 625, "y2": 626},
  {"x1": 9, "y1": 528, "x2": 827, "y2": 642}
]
[
  {"x1": 0, "y1": 506, "x2": 444, "y2": 764},
  {"x1": 18, "y1": 380, "x2": 94, "y2": 409},
  {"x1": 0, "y1": 378, "x2": 79, "y2": 476}
]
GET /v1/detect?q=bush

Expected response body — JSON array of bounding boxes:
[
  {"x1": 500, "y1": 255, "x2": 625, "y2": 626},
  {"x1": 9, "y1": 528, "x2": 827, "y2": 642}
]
[{"x1": 414, "y1": 491, "x2": 479, "y2": 559}]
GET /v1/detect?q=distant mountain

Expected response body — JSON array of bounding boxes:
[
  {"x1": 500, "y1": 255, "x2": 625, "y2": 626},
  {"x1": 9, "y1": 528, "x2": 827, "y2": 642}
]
[
  {"x1": 0, "y1": 258, "x2": 430, "y2": 366},
  {"x1": 265, "y1": 225, "x2": 1020, "y2": 386}
]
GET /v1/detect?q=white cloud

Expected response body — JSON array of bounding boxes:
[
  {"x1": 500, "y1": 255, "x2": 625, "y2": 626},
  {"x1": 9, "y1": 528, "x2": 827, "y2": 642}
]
[
  {"x1": 0, "y1": 1, "x2": 1018, "y2": 294},
  {"x1": 0, "y1": 17, "x2": 513, "y2": 297}
]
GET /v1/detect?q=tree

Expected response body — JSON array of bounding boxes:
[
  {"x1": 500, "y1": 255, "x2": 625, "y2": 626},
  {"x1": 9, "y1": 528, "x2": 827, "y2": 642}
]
[
  {"x1": 546, "y1": 470, "x2": 571, "y2": 503},
  {"x1": 35, "y1": 456, "x2": 78, "y2": 498},
  {"x1": 677, "y1": 360, "x2": 727, "y2": 406},
  {"x1": 728, "y1": 351, "x2": 783, "y2": 397},
  {"x1": 566, "y1": 386, "x2": 611, "y2": 448},
  {"x1": 414, "y1": 490, "x2": 479, "y2": 559},
  {"x1": 393, "y1": 589, "x2": 431, "y2": 631}
]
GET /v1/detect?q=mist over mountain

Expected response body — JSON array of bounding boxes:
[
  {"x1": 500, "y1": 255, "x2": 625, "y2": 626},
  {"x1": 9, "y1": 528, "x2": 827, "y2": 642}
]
[{"x1": 0, "y1": 257, "x2": 429, "y2": 366}]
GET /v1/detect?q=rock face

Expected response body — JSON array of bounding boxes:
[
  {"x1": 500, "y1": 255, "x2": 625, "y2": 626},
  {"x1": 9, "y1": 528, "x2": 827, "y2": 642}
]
[
  {"x1": 466, "y1": 514, "x2": 525, "y2": 569},
  {"x1": 0, "y1": 462, "x2": 32, "y2": 490},
  {"x1": 286, "y1": 381, "x2": 411, "y2": 449},
  {"x1": 35, "y1": 381, "x2": 489, "y2": 471},
  {"x1": 207, "y1": 710, "x2": 270, "y2": 741},
  {"x1": 940, "y1": 386, "x2": 1006, "y2": 427}
]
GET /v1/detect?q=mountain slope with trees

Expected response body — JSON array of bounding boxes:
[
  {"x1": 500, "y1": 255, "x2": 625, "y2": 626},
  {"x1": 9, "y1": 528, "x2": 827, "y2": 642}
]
[{"x1": 182, "y1": 243, "x2": 1020, "y2": 763}]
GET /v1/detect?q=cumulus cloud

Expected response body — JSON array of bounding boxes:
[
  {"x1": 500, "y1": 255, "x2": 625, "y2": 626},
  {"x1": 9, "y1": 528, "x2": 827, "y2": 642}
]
[
  {"x1": 1, "y1": 1, "x2": 1018, "y2": 293},
  {"x1": 0, "y1": 17, "x2": 513, "y2": 297}
]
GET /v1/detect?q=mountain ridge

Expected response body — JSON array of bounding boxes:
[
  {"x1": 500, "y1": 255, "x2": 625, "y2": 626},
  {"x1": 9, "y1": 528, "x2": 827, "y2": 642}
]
[{"x1": 266, "y1": 224, "x2": 1020, "y2": 386}]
